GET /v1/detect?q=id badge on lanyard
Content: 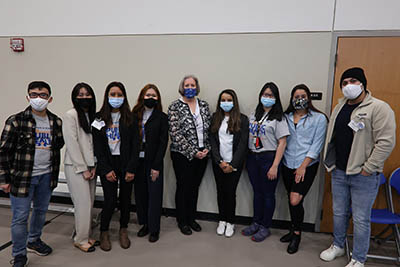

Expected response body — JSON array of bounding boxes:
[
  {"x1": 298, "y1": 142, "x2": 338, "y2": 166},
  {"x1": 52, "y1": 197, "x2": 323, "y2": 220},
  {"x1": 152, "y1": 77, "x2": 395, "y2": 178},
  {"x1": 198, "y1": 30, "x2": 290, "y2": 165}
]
[{"x1": 253, "y1": 114, "x2": 267, "y2": 150}]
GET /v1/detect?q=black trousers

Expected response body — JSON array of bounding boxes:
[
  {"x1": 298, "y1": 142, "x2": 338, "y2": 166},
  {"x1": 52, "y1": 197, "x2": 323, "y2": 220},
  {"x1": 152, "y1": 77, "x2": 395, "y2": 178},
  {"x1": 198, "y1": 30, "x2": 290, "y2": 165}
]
[
  {"x1": 281, "y1": 162, "x2": 319, "y2": 231},
  {"x1": 171, "y1": 151, "x2": 208, "y2": 226},
  {"x1": 134, "y1": 159, "x2": 163, "y2": 234},
  {"x1": 100, "y1": 155, "x2": 133, "y2": 231},
  {"x1": 212, "y1": 162, "x2": 242, "y2": 224}
]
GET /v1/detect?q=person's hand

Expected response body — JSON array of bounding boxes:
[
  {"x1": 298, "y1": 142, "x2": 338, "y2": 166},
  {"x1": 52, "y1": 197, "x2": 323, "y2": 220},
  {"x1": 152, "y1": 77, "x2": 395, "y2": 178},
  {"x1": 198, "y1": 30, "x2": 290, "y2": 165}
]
[
  {"x1": 0, "y1": 184, "x2": 10, "y2": 193},
  {"x1": 294, "y1": 166, "x2": 306, "y2": 183},
  {"x1": 90, "y1": 167, "x2": 96, "y2": 180},
  {"x1": 202, "y1": 149, "x2": 209, "y2": 156},
  {"x1": 125, "y1": 172, "x2": 135, "y2": 182},
  {"x1": 267, "y1": 165, "x2": 278, "y2": 180},
  {"x1": 106, "y1": 171, "x2": 117, "y2": 182},
  {"x1": 195, "y1": 151, "x2": 204, "y2": 159},
  {"x1": 150, "y1": 169, "x2": 159, "y2": 182},
  {"x1": 223, "y1": 165, "x2": 234, "y2": 174},
  {"x1": 82, "y1": 170, "x2": 92, "y2": 180},
  {"x1": 219, "y1": 161, "x2": 229, "y2": 170},
  {"x1": 360, "y1": 169, "x2": 371, "y2": 176}
]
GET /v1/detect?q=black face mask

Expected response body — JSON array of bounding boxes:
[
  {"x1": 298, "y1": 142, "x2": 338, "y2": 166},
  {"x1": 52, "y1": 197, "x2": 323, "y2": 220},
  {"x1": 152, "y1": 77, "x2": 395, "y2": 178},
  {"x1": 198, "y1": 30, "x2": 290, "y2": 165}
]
[
  {"x1": 144, "y1": 98, "x2": 158, "y2": 109},
  {"x1": 76, "y1": 98, "x2": 93, "y2": 109}
]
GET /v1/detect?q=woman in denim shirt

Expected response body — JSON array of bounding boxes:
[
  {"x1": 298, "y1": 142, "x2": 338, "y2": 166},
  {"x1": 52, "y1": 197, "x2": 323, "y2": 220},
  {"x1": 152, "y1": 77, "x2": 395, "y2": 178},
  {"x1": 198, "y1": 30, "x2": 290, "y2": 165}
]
[{"x1": 280, "y1": 84, "x2": 327, "y2": 254}]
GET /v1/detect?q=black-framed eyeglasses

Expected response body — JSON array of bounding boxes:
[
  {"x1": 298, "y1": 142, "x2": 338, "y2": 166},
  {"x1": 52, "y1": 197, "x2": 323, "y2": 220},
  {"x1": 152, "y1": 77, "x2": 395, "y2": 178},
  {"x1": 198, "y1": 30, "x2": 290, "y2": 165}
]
[{"x1": 29, "y1": 93, "x2": 49, "y2": 99}]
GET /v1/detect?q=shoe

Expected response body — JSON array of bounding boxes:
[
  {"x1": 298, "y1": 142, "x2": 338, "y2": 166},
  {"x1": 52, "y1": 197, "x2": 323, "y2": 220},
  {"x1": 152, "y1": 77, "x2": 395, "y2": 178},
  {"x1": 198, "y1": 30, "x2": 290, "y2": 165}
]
[
  {"x1": 119, "y1": 228, "x2": 131, "y2": 249},
  {"x1": 88, "y1": 238, "x2": 100, "y2": 247},
  {"x1": 179, "y1": 224, "x2": 192, "y2": 235},
  {"x1": 251, "y1": 226, "x2": 271, "y2": 242},
  {"x1": 217, "y1": 221, "x2": 226, "y2": 236},
  {"x1": 189, "y1": 221, "x2": 202, "y2": 232},
  {"x1": 280, "y1": 229, "x2": 294, "y2": 243},
  {"x1": 241, "y1": 222, "x2": 260, "y2": 236},
  {"x1": 287, "y1": 233, "x2": 301, "y2": 254},
  {"x1": 11, "y1": 255, "x2": 28, "y2": 267},
  {"x1": 320, "y1": 244, "x2": 345, "y2": 261},
  {"x1": 225, "y1": 223, "x2": 235, "y2": 238},
  {"x1": 100, "y1": 231, "x2": 111, "y2": 251},
  {"x1": 27, "y1": 239, "x2": 52, "y2": 256},
  {"x1": 149, "y1": 232, "x2": 159, "y2": 243},
  {"x1": 345, "y1": 259, "x2": 364, "y2": 267},
  {"x1": 74, "y1": 242, "x2": 95, "y2": 253},
  {"x1": 137, "y1": 225, "x2": 149, "y2": 237}
]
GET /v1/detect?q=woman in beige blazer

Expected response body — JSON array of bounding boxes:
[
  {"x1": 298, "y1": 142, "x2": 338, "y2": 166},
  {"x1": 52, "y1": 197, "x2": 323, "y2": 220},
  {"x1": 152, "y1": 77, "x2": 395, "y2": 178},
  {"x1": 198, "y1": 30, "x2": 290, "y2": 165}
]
[{"x1": 63, "y1": 83, "x2": 97, "y2": 252}]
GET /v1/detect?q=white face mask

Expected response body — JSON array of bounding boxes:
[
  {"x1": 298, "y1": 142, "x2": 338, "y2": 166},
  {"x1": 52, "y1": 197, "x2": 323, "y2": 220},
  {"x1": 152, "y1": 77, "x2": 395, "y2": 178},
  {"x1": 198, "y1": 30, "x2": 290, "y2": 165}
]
[
  {"x1": 342, "y1": 83, "x2": 363, "y2": 100},
  {"x1": 29, "y1": 97, "x2": 49, "y2": 111}
]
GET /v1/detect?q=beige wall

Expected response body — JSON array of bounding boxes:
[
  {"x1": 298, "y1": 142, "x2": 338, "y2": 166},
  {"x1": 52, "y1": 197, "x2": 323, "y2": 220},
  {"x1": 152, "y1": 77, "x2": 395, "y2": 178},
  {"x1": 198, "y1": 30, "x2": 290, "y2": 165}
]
[{"x1": 0, "y1": 32, "x2": 332, "y2": 223}]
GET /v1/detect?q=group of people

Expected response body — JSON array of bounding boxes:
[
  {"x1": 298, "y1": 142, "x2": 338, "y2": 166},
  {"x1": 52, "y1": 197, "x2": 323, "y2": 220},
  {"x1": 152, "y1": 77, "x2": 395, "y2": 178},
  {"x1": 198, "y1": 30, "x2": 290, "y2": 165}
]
[{"x1": 0, "y1": 67, "x2": 396, "y2": 267}]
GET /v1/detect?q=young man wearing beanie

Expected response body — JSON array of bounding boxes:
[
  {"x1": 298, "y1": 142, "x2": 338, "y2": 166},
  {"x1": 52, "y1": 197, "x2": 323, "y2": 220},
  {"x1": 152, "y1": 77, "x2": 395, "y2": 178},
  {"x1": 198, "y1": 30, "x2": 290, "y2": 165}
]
[{"x1": 319, "y1": 67, "x2": 396, "y2": 267}]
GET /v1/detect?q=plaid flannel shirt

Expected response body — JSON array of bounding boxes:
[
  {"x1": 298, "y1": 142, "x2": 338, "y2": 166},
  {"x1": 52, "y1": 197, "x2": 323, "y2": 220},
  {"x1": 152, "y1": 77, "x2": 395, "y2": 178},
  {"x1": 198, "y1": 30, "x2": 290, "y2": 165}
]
[{"x1": 0, "y1": 107, "x2": 64, "y2": 197}]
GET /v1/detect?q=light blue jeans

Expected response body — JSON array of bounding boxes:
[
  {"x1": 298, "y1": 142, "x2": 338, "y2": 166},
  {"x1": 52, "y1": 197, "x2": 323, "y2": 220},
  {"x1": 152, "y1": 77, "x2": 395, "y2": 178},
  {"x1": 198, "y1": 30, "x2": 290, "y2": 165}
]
[
  {"x1": 331, "y1": 168, "x2": 380, "y2": 263},
  {"x1": 10, "y1": 173, "x2": 53, "y2": 257}
]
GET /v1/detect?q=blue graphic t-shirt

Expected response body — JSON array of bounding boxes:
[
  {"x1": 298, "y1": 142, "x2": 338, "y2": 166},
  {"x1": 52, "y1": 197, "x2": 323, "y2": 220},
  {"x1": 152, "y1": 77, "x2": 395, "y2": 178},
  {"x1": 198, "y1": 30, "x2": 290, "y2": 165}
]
[
  {"x1": 107, "y1": 112, "x2": 121, "y2": 155},
  {"x1": 32, "y1": 113, "x2": 52, "y2": 176}
]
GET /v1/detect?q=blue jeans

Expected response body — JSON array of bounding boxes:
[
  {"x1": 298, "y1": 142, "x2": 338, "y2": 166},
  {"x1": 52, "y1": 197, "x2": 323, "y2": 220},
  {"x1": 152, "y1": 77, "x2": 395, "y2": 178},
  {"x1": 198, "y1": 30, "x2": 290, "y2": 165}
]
[
  {"x1": 331, "y1": 168, "x2": 380, "y2": 263},
  {"x1": 246, "y1": 151, "x2": 279, "y2": 228},
  {"x1": 10, "y1": 173, "x2": 53, "y2": 257}
]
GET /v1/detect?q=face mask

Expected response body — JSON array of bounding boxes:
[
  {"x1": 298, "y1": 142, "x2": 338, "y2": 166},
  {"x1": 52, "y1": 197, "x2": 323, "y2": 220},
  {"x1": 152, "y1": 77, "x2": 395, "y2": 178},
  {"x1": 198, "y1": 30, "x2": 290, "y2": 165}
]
[
  {"x1": 184, "y1": 88, "x2": 197, "y2": 98},
  {"x1": 29, "y1": 97, "x2": 49, "y2": 111},
  {"x1": 220, "y1": 101, "x2": 234, "y2": 112},
  {"x1": 261, "y1": 97, "x2": 275, "y2": 108},
  {"x1": 342, "y1": 83, "x2": 363, "y2": 100},
  {"x1": 76, "y1": 98, "x2": 93, "y2": 109},
  {"x1": 292, "y1": 98, "x2": 309, "y2": 110},
  {"x1": 144, "y1": 98, "x2": 158, "y2": 109},
  {"x1": 108, "y1": 97, "x2": 124, "y2": 109}
]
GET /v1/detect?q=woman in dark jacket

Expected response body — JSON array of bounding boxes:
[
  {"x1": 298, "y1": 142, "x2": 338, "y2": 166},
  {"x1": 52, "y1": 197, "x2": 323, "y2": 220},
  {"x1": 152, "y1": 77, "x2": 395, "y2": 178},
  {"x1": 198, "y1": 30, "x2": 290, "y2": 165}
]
[
  {"x1": 92, "y1": 81, "x2": 139, "y2": 251},
  {"x1": 210, "y1": 89, "x2": 249, "y2": 238},
  {"x1": 132, "y1": 84, "x2": 168, "y2": 243}
]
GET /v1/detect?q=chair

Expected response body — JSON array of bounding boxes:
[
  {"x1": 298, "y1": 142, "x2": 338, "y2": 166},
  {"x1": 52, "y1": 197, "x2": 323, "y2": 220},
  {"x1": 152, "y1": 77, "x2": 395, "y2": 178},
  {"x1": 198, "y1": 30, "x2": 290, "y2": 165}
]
[{"x1": 346, "y1": 171, "x2": 400, "y2": 262}]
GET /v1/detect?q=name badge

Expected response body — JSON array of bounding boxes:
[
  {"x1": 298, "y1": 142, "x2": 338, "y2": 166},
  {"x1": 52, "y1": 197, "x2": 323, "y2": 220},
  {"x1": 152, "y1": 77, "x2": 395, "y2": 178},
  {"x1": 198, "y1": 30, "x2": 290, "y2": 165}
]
[
  {"x1": 139, "y1": 151, "x2": 145, "y2": 158},
  {"x1": 91, "y1": 120, "x2": 105, "y2": 130},
  {"x1": 348, "y1": 120, "x2": 365, "y2": 132}
]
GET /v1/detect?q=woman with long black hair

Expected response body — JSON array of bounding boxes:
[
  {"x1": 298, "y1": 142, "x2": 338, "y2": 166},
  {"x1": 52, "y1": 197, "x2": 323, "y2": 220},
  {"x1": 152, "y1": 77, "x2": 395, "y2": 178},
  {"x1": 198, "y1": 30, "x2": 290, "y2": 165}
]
[
  {"x1": 210, "y1": 89, "x2": 249, "y2": 238},
  {"x1": 241, "y1": 82, "x2": 289, "y2": 242},
  {"x1": 92, "y1": 81, "x2": 139, "y2": 251},
  {"x1": 63, "y1": 83, "x2": 97, "y2": 252},
  {"x1": 132, "y1": 84, "x2": 168, "y2": 243}
]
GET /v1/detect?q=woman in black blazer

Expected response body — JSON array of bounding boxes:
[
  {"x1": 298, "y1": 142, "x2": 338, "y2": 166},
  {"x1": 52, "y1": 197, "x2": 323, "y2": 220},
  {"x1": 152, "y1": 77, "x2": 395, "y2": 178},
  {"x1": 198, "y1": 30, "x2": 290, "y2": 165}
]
[
  {"x1": 92, "y1": 81, "x2": 139, "y2": 251},
  {"x1": 132, "y1": 84, "x2": 168, "y2": 243},
  {"x1": 210, "y1": 89, "x2": 249, "y2": 238}
]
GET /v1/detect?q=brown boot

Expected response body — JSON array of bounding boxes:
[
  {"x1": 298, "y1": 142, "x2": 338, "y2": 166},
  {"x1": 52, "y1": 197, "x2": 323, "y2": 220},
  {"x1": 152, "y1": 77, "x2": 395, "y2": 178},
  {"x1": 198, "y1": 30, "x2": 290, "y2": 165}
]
[
  {"x1": 100, "y1": 231, "x2": 111, "y2": 251},
  {"x1": 119, "y1": 228, "x2": 131, "y2": 249}
]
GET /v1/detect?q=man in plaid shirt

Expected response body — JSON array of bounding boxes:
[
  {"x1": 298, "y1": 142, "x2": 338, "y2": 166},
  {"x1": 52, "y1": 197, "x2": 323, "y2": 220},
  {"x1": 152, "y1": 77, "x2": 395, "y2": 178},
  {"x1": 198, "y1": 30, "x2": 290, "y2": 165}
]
[{"x1": 0, "y1": 81, "x2": 64, "y2": 267}]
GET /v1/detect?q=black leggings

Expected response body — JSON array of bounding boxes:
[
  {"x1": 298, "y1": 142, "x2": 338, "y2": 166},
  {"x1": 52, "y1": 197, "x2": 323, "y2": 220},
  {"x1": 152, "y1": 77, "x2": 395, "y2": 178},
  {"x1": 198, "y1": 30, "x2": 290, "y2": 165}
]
[{"x1": 282, "y1": 163, "x2": 319, "y2": 231}]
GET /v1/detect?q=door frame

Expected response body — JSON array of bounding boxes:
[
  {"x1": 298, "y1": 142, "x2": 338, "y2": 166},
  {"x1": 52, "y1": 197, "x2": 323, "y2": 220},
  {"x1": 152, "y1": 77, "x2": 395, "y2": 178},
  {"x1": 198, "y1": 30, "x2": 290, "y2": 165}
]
[{"x1": 315, "y1": 30, "x2": 400, "y2": 232}]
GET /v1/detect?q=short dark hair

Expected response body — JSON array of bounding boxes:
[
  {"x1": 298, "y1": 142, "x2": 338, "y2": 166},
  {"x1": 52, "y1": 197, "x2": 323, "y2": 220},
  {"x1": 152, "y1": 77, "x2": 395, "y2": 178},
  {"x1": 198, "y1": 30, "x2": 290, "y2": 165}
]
[{"x1": 27, "y1": 81, "x2": 51, "y2": 95}]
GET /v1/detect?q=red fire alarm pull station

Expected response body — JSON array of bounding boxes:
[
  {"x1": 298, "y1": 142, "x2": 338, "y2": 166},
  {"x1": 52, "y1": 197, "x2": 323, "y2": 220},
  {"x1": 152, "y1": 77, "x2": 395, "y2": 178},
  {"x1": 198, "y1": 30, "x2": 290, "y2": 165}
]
[{"x1": 10, "y1": 38, "x2": 24, "y2": 52}]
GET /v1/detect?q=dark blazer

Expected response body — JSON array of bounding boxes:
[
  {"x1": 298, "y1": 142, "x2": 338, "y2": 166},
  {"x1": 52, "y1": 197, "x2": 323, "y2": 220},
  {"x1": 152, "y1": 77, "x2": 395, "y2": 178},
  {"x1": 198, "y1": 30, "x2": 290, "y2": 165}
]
[
  {"x1": 210, "y1": 113, "x2": 249, "y2": 169},
  {"x1": 92, "y1": 113, "x2": 139, "y2": 177},
  {"x1": 135, "y1": 109, "x2": 169, "y2": 171}
]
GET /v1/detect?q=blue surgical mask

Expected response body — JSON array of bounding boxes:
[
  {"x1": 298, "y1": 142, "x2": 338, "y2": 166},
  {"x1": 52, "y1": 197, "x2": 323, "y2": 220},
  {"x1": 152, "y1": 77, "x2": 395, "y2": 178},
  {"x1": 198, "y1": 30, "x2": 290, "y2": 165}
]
[
  {"x1": 108, "y1": 97, "x2": 124, "y2": 109},
  {"x1": 220, "y1": 101, "x2": 234, "y2": 112},
  {"x1": 184, "y1": 88, "x2": 197, "y2": 98},
  {"x1": 261, "y1": 96, "x2": 275, "y2": 107}
]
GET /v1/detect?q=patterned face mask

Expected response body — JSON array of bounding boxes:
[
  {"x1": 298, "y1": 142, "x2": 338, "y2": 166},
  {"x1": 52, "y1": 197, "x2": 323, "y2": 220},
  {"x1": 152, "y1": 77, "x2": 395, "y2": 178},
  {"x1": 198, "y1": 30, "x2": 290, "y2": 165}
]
[{"x1": 292, "y1": 98, "x2": 309, "y2": 110}]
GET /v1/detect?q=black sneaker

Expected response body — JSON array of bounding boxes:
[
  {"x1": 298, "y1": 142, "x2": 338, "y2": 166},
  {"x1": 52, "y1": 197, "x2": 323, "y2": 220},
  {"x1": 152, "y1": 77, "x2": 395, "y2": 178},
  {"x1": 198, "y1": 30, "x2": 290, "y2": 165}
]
[
  {"x1": 10, "y1": 254, "x2": 28, "y2": 267},
  {"x1": 27, "y1": 239, "x2": 52, "y2": 256}
]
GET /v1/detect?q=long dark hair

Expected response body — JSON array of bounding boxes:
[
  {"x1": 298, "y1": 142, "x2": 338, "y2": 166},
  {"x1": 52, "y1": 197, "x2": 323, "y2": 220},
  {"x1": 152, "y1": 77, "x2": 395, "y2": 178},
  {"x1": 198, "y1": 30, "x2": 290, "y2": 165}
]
[
  {"x1": 211, "y1": 89, "x2": 241, "y2": 134},
  {"x1": 285, "y1": 84, "x2": 327, "y2": 120},
  {"x1": 71, "y1": 82, "x2": 96, "y2": 134},
  {"x1": 98, "y1": 81, "x2": 133, "y2": 127},
  {"x1": 132, "y1": 84, "x2": 163, "y2": 140},
  {"x1": 255, "y1": 82, "x2": 284, "y2": 121}
]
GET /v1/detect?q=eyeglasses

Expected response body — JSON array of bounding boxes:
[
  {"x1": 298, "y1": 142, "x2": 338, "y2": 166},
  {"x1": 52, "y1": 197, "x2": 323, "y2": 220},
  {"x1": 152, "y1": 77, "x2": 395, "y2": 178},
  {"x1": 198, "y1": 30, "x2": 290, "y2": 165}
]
[{"x1": 29, "y1": 93, "x2": 49, "y2": 99}]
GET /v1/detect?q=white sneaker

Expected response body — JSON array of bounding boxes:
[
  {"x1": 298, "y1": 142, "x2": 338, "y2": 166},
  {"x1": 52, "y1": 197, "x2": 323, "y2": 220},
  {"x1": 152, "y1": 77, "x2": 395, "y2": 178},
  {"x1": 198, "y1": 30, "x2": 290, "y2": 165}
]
[
  {"x1": 345, "y1": 259, "x2": 364, "y2": 267},
  {"x1": 217, "y1": 221, "x2": 226, "y2": 235},
  {"x1": 225, "y1": 223, "x2": 235, "y2": 238},
  {"x1": 320, "y1": 244, "x2": 345, "y2": 261}
]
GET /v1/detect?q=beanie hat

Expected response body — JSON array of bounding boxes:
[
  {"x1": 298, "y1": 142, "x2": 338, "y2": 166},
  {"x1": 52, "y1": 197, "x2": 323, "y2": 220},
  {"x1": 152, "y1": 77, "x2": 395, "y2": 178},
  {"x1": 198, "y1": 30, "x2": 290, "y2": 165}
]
[{"x1": 340, "y1": 67, "x2": 367, "y2": 90}]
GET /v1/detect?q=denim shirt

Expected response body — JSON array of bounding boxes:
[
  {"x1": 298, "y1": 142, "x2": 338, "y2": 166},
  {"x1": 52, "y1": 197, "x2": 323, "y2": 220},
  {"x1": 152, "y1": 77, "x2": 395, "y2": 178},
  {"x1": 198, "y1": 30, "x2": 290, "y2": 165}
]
[{"x1": 283, "y1": 110, "x2": 327, "y2": 169}]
